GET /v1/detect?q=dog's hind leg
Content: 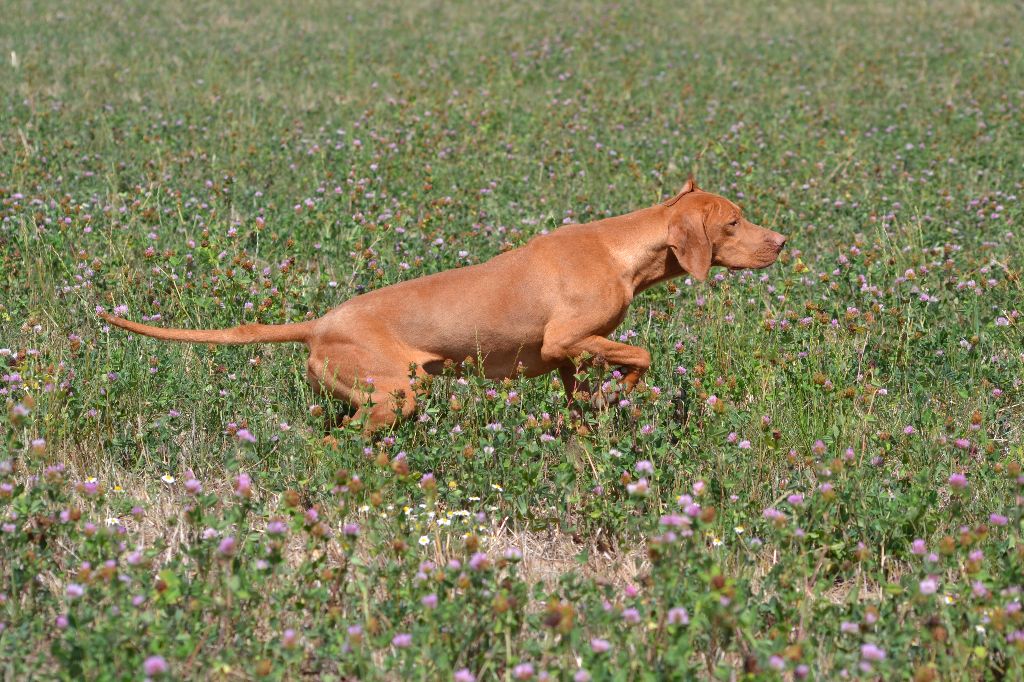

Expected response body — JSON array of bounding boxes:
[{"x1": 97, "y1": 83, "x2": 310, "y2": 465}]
[
  {"x1": 305, "y1": 340, "x2": 422, "y2": 435},
  {"x1": 349, "y1": 378, "x2": 418, "y2": 434}
]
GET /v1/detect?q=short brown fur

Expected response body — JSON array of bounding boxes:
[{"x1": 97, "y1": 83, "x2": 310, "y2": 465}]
[{"x1": 102, "y1": 179, "x2": 787, "y2": 433}]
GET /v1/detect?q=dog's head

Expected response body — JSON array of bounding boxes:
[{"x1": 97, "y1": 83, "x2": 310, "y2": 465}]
[{"x1": 664, "y1": 177, "x2": 787, "y2": 281}]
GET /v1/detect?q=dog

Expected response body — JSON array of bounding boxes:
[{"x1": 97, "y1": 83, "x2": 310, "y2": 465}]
[{"x1": 101, "y1": 177, "x2": 786, "y2": 433}]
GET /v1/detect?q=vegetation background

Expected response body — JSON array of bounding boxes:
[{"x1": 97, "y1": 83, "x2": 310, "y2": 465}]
[{"x1": 1, "y1": 0, "x2": 1022, "y2": 678}]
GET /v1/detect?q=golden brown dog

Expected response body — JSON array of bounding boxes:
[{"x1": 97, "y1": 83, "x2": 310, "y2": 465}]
[{"x1": 101, "y1": 178, "x2": 786, "y2": 432}]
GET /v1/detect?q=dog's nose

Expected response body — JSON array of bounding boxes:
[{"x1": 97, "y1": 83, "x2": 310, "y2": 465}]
[{"x1": 771, "y1": 234, "x2": 787, "y2": 250}]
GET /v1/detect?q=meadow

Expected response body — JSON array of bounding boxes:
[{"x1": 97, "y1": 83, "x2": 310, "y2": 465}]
[{"x1": 1, "y1": 0, "x2": 1023, "y2": 678}]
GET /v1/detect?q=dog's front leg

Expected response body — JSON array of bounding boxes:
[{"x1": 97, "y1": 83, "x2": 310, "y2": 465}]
[
  {"x1": 543, "y1": 334, "x2": 652, "y2": 409},
  {"x1": 557, "y1": 362, "x2": 591, "y2": 405}
]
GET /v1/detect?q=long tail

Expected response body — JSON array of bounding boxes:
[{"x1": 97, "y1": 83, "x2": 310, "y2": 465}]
[{"x1": 99, "y1": 312, "x2": 315, "y2": 345}]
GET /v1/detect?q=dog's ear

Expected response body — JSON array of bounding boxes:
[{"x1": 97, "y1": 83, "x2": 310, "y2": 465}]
[
  {"x1": 663, "y1": 175, "x2": 700, "y2": 207},
  {"x1": 667, "y1": 202, "x2": 711, "y2": 281}
]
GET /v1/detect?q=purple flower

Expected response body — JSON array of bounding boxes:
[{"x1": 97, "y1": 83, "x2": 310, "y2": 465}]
[
  {"x1": 660, "y1": 514, "x2": 690, "y2": 528},
  {"x1": 392, "y1": 633, "x2": 412, "y2": 648},
  {"x1": 667, "y1": 606, "x2": 689, "y2": 625},
  {"x1": 512, "y1": 663, "x2": 534, "y2": 680},
  {"x1": 422, "y1": 593, "x2": 438, "y2": 609},
  {"x1": 66, "y1": 584, "x2": 84, "y2": 599},
  {"x1": 989, "y1": 513, "x2": 1008, "y2": 526},
  {"x1": 343, "y1": 523, "x2": 359, "y2": 536},
  {"x1": 919, "y1": 578, "x2": 939, "y2": 595},
  {"x1": 282, "y1": 628, "x2": 298, "y2": 648},
  {"x1": 143, "y1": 655, "x2": 169, "y2": 677},
  {"x1": 218, "y1": 536, "x2": 237, "y2": 556},
  {"x1": 769, "y1": 655, "x2": 785, "y2": 671},
  {"x1": 454, "y1": 670, "x2": 476, "y2": 682},
  {"x1": 236, "y1": 428, "x2": 256, "y2": 443},
  {"x1": 184, "y1": 478, "x2": 202, "y2": 495},
  {"x1": 590, "y1": 638, "x2": 611, "y2": 653},
  {"x1": 948, "y1": 473, "x2": 968, "y2": 489},
  {"x1": 634, "y1": 460, "x2": 654, "y2": 475},
  {"x1": 860, "y1": 643, "x2": 886, "y2": 661},
  {"x1": 468, "y1": 552, "x2": 489, "y2": 571},
  {"x1": 812, "y1": 439, "x2": 827, "y2": 455},
  {"x1": 626, "y1": 478, "x2": 649, "y2": 496},
  {"x1": 787, "y1": 493, "x2": 804, "y2": 506},
  {"x1": 622, "y1": 607, "x2": 640, "y2": 623},
  {"x1": 911, "y1": 539, "x2": 927, "y2": 555},
  {"x1": 235, "y1": 473, "x2": 252, "y2": 498},
  {"x1": 574, "y1": 671, "x2": 591, "y2": 682},
  {"x1": 267, "y1": 520, "x2": 288, "y2": 536}
]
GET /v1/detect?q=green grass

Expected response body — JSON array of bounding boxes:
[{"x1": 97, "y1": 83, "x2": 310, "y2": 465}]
[{"x1": 1, "y1": 0, "x2": 1023, "y2": 678}]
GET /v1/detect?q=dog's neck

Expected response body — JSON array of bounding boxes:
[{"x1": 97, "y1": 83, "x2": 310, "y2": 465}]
[{"x1": 590, "y1": 205, "x2": 684, "y2": 296}]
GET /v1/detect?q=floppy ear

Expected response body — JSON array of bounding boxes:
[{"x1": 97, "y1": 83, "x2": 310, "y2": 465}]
[
  {"x1": 666, "y1": 202, "x2": 711, "y2": 281},
  {"x1": 663, "y1": 175, "x2": 700, "y2": 207}
]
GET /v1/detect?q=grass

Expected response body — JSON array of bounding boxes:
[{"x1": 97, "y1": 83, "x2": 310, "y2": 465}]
[{"x1": 1, "y1": 0, "x2": 1023, "y2": 678}]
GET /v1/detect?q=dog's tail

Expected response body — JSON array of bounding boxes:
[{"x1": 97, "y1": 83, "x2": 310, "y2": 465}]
[{"x1": 99, "y1": 312, "x2": 315, "y2": 345}]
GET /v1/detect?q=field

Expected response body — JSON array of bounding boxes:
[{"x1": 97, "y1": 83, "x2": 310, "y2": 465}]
[{"x1": 2, "y1": 0, "x2": 1023, "y2": 678}]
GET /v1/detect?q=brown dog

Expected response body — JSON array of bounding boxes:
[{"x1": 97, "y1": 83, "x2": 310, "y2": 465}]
[{"x1": 101, "y1": 178, "x2": 786, "y2": 432}]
